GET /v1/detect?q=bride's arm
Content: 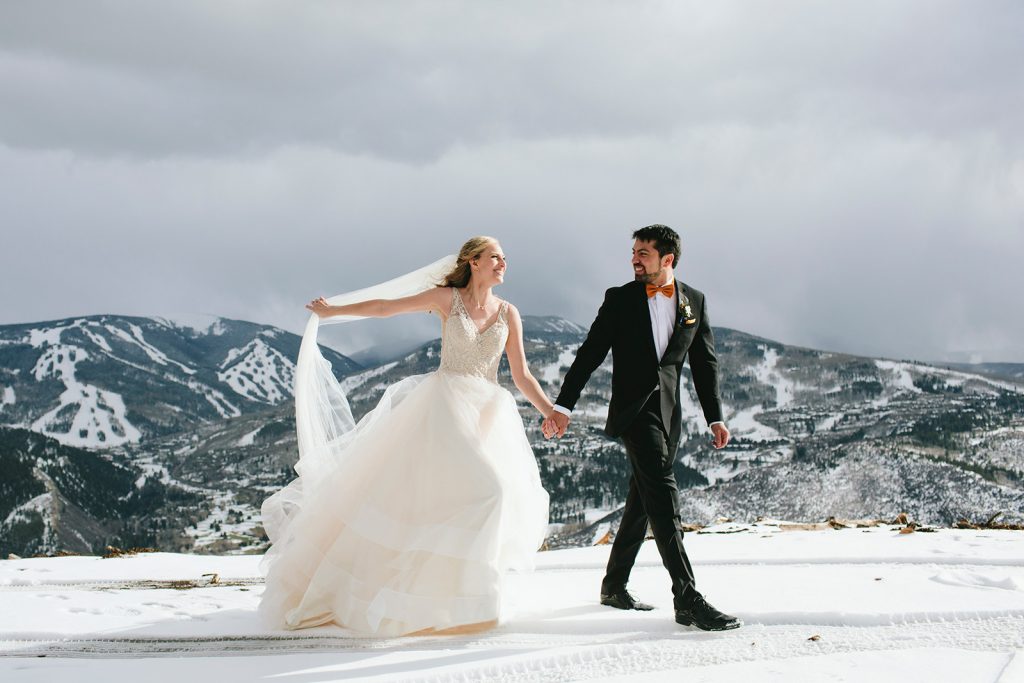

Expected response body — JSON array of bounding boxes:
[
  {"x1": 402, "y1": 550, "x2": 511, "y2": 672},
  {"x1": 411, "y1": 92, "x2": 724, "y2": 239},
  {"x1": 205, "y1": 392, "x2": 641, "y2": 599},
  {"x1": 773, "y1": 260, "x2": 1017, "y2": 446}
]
[
  {"x1": 504, "y1": 304, "x2": 555, "y2": 419},
  {"x1": 306, "y1": 288, "x2": 452, "y2": 320}
]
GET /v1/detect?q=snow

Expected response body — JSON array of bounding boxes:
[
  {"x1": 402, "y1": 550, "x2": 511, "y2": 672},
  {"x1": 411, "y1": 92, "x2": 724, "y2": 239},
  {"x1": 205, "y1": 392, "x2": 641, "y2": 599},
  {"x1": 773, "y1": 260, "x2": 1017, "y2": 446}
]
[
  {"x1": 23, "y1": 317, "x2": 253, "y2": 425},
  {"x1": 155, "y1": 314, "x2": 223, "y2": 335},
  {"x1": 906, "y1": 361, "x2": 1020, "y2": 393},
  {"x1": 341, "y1": 362, "x2": 399, "y2": 393},
  {"x1": 0, "y1": 385, "x2": 14, "y2": 409},
  {"x1": 875, "y1": 360, "x2": 924, "y2": 394},
  {"x1": 79, "y1": 325, "x2": 112, "y2": 352},
  {"x1": 725, "y1": 405, "x2": 782, "y2": 441},
  {"x1": 816, "y1": 413, "x2": 842, "y2": 432},
  {"x1": 873, "y1": 359, "x2": 1021, "y2": 397},
  {"x1": 713, "y1": 346, "x2": 800, "y2": 445},
  {"x1": 28, "y1": 326, "x2": 67, "y2": 348},
  {"x1": 218, "y1": 339, "x2": 295, "y2": 404},
  {"x1": 1, "y1": 493, "x2": 53, "y2": 528},
  {"x1": 590, "y1": 523, "x2": 611, "y2": 545},
  {"x1": 577, "y1": 402, "x2": 611, "y2": 420},
  {"x1": 596, "y1": 650, "x2": 1016, "y2": 683},
  {"x1": 236, "y1": 426, "x2": 262, "y2": 447},
  {"x1": 187, "y1": 379, "x2": 241, "y2": 419},
  {"x1": 678, "y1": 373, "x2": 703, "y2": 424},
  {"x1": 700, "y1": 458, "x2": 767, "y2": 485},
  {"x1": 583, "y1": 507, "x2": 614, "y2": 524},
  {"x1": 103, "y1": 323, "x2": 196, "y2": 375},
  {"x1": 541, "y1": 346, "x2": 579, "y2": 384},
  {"x1": 132, "y1": 454, "x2": 173, "y2": 486},
  {"x1": 184, "y1": 493, "x2": 262, "y2": 549},
  {"x1": 28, "y1": 343, "x2": 142, "y2": 448},
  {"x1": 753, "y1": 346, "x2": 795, "y2": 408},
  {"x1": 545, "y1": 319, "x2": 586, "y2": 334},
  {"x1": 2, "y1": 525, "x2": 1022, "y2": 681}
]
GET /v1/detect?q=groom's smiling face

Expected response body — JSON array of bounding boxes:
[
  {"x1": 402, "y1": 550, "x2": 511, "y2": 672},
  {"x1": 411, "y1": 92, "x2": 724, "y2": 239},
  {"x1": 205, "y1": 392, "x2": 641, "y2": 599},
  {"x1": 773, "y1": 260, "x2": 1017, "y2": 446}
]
[{"x1": 632, "y1": 239, "x2": 673, "y2": 284}]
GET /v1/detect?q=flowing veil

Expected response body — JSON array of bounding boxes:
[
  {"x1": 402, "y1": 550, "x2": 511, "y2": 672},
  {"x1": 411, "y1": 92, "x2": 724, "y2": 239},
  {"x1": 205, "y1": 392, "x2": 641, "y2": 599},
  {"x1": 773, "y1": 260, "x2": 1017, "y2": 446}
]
[{"x1": 259, "y1": 255, "x2": 456, "y2": 569}]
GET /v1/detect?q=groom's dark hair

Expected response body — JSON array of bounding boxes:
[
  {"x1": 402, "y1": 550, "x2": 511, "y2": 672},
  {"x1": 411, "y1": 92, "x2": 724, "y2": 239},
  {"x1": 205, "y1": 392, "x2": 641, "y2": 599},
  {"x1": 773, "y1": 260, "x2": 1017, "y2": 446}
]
[{"x1": 632, "y1": 224, "x2": 681, "y2": 268}]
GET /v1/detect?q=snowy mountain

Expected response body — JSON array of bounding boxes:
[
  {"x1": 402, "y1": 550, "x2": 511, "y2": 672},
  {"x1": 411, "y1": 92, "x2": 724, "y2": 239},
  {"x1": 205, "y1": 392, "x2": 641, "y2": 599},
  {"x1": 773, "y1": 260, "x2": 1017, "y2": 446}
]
[
  {"x1": 337, "y1": 322, "x2": 1024, "y2": 534},
  {"x1": 0, "y1": 315, "x2": 360, "y2": 449},
  {"x1": 943, "y1": 361, "x2": 1024, "y2": 384},
  {"x1": 122, "y1": 319, "x2": 1024, "y2": 557},
  {"x1": 0, "y1": 427, "x2": 203, "y2": 557},
  {"x1": 1, "y1": 313, "x2": 1022, "y2": 558}
]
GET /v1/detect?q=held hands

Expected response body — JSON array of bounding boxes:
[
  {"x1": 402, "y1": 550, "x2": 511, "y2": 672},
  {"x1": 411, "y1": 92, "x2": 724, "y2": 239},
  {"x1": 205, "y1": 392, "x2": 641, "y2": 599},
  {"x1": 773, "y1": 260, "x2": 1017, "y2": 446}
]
[
  {"x1": 542, "y1": 413, "x2": 727, "y2": 445},
  {"x1": 710, "y1": 422, "x2": 730, "y2": 449},
  {"x1": 305, "y1": 297, "x2": 333, "y2": 318},
  {"x1": 541, "y1": 411, "x2": 570, "y2": 439}
]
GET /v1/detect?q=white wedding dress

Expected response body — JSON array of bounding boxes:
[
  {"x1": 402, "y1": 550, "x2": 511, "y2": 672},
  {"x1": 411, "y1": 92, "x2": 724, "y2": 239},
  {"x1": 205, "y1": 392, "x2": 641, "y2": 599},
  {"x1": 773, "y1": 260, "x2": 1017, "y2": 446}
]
[{"x1": 258, "y1": 288, "x2": 549, "y2": 636}]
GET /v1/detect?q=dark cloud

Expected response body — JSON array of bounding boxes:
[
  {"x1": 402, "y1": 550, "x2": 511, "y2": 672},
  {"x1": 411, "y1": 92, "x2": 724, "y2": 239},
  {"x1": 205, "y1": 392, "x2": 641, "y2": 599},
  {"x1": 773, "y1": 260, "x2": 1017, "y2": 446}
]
[{"x1": 1, "y1": 1, "x2": 1022, "y2": 362}]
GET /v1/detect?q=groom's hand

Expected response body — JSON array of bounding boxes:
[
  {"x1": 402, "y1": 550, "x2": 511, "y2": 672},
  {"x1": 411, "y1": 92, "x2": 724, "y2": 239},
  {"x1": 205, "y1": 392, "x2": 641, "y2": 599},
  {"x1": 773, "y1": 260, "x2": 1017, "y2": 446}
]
[
  {"x1": 549, "y1": 412, "x2": 570, "y2": 438},
  {"x1": 710, "y1": 422, "x2": 730, "y2": 449}
]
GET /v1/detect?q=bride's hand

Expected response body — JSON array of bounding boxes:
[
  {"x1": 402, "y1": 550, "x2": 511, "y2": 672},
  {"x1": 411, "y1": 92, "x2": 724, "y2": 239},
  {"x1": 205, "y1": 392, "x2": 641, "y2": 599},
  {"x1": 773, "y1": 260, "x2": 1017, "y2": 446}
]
[{"x1": 305, "y1": 297, "x2": 333, "y2": 318}]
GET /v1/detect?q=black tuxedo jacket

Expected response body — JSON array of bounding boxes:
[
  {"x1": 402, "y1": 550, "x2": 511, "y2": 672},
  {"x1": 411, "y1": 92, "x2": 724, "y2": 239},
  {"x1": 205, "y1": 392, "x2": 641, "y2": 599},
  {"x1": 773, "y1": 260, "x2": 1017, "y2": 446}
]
[{"x1": 555, "y1": 279, "x2": 723, "y2": 448}]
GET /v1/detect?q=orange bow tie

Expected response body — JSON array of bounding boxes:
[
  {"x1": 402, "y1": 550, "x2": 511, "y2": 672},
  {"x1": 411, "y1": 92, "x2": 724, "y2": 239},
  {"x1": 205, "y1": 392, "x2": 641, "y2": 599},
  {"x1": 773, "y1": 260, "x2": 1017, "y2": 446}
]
[{"x1": 645, "y1": 282, "x2": 675, "y2": 299}]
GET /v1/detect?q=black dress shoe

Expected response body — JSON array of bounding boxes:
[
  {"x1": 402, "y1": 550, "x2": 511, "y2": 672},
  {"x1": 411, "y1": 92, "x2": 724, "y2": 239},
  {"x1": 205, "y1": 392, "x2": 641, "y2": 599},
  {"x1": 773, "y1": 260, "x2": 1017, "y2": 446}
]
[
  {"x1": 600, "y1": 590, "x2": 655, "y2": 611},
  {"x1": 674, "y1": 593, "x2": 741, "y2": 631}
]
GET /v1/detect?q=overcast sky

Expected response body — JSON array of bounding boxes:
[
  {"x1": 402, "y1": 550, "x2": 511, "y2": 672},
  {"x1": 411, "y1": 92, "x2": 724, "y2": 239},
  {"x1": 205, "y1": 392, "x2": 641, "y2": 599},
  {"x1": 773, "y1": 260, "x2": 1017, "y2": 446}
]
[{"x1": 2, "y1": 1, "x2": 1022, "y2": 362}]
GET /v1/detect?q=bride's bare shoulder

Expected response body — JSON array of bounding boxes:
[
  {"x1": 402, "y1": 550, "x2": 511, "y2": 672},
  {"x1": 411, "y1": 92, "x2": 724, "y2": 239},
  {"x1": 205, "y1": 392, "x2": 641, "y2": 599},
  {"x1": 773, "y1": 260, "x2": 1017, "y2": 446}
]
[{"x1": 431, "y1": 286, "x2": 455, "y2": 319}]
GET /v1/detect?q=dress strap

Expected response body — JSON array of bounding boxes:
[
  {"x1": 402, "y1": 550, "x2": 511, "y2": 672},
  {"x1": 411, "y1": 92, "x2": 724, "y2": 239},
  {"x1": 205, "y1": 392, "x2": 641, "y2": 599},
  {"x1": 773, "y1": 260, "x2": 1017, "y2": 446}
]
[
  {"x1": 450, "y1": 287, "x2": 466, "y2": 318},
  {"x1": 498, "y1": 300, "x2": 509, "y2": 323}
]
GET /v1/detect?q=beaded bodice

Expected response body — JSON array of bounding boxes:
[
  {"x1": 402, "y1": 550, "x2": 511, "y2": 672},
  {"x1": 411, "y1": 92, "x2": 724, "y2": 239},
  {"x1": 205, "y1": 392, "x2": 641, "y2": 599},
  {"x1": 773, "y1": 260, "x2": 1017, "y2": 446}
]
[{"x1": 439, "y1": 288, "x2": 509, "y2": 382}]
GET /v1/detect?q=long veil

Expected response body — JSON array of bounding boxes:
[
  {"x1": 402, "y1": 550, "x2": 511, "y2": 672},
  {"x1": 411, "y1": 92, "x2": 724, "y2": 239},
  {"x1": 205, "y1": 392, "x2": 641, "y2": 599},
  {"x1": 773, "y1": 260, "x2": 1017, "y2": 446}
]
[{"x1": 260, "y1": 255, "x2": 456, "y2": 564}]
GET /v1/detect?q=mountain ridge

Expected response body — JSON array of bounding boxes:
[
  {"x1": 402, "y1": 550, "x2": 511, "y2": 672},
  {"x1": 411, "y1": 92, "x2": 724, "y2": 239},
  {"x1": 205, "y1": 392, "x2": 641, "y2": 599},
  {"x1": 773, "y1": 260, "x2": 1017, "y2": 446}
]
[
  {"x1": 2, "y1": 313, "x2": 1021, "y2": 558},
  {"x1": 0, "y1": 314, "x2": 360, "y2": 449}
]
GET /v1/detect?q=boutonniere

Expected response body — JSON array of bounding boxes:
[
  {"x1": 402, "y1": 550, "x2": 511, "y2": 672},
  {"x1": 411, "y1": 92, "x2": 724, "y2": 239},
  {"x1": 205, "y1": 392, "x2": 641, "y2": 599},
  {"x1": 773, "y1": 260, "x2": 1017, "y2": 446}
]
[{"x1": 679, "y1": 291, "x2": 697, "y2": 326}]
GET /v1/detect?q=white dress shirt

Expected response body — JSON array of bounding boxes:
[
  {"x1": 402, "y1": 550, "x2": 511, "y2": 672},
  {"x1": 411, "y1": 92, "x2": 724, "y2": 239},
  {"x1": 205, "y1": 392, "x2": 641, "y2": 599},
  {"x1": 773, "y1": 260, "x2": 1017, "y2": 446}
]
[{"x1": 648, "y1": 284, "x2": 676, "y2": 361}]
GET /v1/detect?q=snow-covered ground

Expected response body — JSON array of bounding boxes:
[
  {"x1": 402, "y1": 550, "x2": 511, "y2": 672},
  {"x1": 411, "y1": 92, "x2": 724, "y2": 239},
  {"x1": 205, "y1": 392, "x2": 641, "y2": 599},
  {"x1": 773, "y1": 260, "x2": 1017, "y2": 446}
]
[{"x1": 2, "y1": 523, "x2": 1023, "y2": 682}]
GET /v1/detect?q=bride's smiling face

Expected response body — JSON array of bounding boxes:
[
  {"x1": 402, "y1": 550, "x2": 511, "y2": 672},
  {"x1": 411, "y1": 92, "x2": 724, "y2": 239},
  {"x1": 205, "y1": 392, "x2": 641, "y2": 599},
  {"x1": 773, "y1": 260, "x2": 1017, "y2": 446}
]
[{"x1": 471, "y1": 242, "x2": 507, "y2": 286}]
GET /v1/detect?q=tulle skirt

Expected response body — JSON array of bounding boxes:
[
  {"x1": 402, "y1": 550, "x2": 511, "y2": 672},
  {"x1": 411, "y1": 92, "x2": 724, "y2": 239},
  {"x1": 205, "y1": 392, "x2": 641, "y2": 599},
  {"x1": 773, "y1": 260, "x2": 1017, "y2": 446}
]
[{"x1": 258, "y1": 370, "x2": 550, "y2": 636}]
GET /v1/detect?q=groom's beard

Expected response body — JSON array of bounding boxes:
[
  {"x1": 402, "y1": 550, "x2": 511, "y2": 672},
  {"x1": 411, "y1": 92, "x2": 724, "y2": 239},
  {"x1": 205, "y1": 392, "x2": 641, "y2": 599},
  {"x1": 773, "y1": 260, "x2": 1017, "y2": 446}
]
[{"x1": 634, "y1": 267, "x2": 661, "y2": 284}]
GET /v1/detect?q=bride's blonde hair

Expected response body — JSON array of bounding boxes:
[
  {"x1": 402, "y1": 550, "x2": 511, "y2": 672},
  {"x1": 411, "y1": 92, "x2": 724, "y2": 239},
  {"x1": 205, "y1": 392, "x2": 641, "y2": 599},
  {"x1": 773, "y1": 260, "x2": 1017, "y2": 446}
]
[{"x1": 438, "y1": 236, "x2": 498, "y2": 288}]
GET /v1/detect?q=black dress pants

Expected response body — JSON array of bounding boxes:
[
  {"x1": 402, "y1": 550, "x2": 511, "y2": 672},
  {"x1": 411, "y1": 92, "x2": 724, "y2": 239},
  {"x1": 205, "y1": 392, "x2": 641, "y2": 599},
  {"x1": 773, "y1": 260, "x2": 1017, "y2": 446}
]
[{"x1": 601, "y1": 392, "x2": 696, "y2": 608}]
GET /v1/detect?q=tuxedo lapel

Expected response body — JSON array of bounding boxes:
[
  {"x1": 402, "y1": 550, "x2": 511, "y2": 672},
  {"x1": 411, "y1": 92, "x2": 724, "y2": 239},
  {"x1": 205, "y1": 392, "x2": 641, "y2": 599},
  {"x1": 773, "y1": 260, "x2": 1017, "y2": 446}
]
[
  {"x1": 672, "y1": 279, "x2": 683, "y2": 329},
  {"x1": 633, "y1": 281, "x2": 659, "y2": 362},
  {"x1": 663, "y1": 280, "x2": 689, "y2": 358}
]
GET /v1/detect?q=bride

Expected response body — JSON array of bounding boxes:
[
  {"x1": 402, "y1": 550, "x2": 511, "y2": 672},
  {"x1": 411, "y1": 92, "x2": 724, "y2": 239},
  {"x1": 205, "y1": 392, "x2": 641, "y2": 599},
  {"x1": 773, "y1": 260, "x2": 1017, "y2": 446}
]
[{"x1": 258, "y1": 236, "x2": 552, "y2": 636}]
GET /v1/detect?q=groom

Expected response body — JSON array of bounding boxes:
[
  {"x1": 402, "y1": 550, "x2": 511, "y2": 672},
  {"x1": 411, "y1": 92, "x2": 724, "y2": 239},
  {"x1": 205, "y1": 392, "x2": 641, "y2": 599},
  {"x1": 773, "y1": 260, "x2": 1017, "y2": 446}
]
[{"x1": 543, "y1": 224, "x2": 740, "y2": 631}]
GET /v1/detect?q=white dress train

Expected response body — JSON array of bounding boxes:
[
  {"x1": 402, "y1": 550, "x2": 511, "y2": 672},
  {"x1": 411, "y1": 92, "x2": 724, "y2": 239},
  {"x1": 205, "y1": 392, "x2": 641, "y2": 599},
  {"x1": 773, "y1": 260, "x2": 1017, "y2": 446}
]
[{"x1": 258, "y1": 289, "x2": 549, "y2": 636}]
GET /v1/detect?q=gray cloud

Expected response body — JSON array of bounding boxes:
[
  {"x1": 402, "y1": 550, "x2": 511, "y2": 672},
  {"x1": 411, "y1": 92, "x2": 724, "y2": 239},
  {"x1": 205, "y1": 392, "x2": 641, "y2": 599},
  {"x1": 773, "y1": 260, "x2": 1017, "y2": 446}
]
[{"x1": 1, "y1": 1, "x2": 1022, "y2": 362}]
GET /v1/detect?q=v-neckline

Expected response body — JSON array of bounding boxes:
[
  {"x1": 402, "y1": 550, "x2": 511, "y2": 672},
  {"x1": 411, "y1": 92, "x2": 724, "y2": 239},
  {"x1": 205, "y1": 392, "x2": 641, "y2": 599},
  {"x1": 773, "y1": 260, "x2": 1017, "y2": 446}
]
[
  {"x1": 454, "y1": 288, "x2": 503, "y2": 336},
  {"x1": 638, "y1": 278, "x2": 682, "y2": 361}
]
